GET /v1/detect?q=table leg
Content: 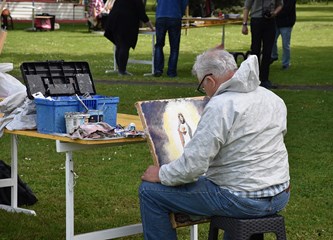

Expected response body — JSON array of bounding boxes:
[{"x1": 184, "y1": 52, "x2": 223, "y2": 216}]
[
  {"x1": 0, "y1": 135, "x2": 36, "y2": 215},
  {"x1": 143, "y1": 33, "x2": 155, "y2": 76},
  {"x1": 11, "y1": 134, "x2": 18, "y2": 208},
  {"x1": 66, "y1": 151, "x2": 75, "y2": 240},
  {"x1": 113, "y1": 44, "x2": 117, "y2": 72},
  {"x1": 190, "y1": 225, "x2": 198, "y2": 240},
  {"x1": 106, "y1": 32, "x2": 156, "y2": 76},
  {"x1": 55, "y1": 140, "x2": 146, "y2": 239},
  {"x1": 105, "y1": 45, "x2": 118, "y2": 74},
  {"x1": 142, "y1": 32, "x2": 155, "y2": 76}
]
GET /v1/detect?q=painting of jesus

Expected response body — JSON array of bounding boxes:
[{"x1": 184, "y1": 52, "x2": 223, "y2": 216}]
[{"x1": 135, "y1": 96, "x2": 209, "y2": 166}]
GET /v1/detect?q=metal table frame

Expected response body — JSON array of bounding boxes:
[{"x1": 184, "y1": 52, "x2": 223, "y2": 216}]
[
  {"x1": 0, "y1": 113, "x2": 199, "y2": 240},
  {"x1": 106, "y1": 29, "x2": 156, "y2": 76}
]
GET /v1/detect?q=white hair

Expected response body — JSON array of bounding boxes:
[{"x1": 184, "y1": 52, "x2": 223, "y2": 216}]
[{"x1": 192, "y1": 49, "x2": 238, "y2": 80}]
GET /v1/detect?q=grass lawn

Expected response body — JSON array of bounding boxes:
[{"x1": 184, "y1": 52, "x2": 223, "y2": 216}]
[
  {"x1": 0, "y1": 2, "x2": 332, "y2": 240},
  {"x1": 1, "y1": 3, "x2": 332, "y2": 86}
]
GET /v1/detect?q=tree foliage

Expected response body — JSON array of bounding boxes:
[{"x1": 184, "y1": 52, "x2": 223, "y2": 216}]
[{"x1": 189, "y1": 0, "x2": 244, "y2": 17}]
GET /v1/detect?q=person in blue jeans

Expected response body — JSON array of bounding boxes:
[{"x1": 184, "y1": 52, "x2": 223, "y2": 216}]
[
  {"x1": 271, "y1": 0, "x2": 296, "y2": 70},
  {"x1": 153, "y1": 0, "x2": 189, "y2": 78},
  {"x1": 139, "y1": 47, "x2": 290, "y2": 240}
]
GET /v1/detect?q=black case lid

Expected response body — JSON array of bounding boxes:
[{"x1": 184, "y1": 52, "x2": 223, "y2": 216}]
[{"x1": 20, "y1": 60, "x2": 96, "y2": 99}]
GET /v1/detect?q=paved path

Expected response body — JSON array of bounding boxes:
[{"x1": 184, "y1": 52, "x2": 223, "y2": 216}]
[{"x1": 95, "y1": 80, "x2": 333, "y2": 91}]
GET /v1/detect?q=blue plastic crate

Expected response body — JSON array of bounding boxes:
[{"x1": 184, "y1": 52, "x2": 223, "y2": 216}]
[
  {"x1": 79, "y1": 95, "x2": 119, "y2": 127},
  {"x1": 35, "y1": 96, "x2": 119, "y2": 134},
  {"x1": 35, "y1": 96, "x2": 79, "y2": 134}
]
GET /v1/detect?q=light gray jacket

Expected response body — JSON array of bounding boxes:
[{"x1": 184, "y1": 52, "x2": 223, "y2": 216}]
[{"x1": 159, "y1": 55, "x2": 290, "y2": 192}]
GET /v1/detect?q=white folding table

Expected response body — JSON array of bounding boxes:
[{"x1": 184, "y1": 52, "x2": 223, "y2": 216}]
[{"x1": 0, "y1": 113, "x2": 199, "y2": 240}]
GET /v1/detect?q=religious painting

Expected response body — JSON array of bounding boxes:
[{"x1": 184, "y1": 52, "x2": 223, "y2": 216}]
[{"x1": 135, "y1": 96, "x2": 209, "y2": 167}]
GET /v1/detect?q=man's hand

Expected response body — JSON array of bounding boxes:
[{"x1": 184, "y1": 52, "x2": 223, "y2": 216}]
[
  {"x1": 141, "y1": 165, "x2": 161, "y2": 182},
  {"x1": 242, "y1": 25, "x2": 248, "y2": 35}
]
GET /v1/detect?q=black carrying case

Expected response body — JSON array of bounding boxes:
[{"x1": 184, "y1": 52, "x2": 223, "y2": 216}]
[
  {"x1": 20, "y1": 60, "x2": 96, "y2": 99},
  {"x1": 20, "y1": 60, "x2": 119, "y2": 134}
]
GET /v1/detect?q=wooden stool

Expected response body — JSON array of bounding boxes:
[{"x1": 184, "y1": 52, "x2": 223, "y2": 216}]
[{"x1": 208, "y1": 214, "x2": 286, "y2": 240}]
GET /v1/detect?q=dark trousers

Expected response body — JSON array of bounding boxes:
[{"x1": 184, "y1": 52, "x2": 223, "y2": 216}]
[
  {"x1": 1, "y1": 15, "x2": 8, "y2": 29},
  {"x1": 114, "y1": 37, "x2": 131, "y2": 73},
  {"x1": 154, "y1": 17, "x2": 182, "y2": 77},
  {"x1": 250, "y1": 18, "x2": 276, "y2": 83}
]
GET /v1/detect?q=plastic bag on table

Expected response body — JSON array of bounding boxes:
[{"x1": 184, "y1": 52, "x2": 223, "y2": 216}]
[{"x1": 0, "y1": 63, "x2": 26, "y2": 98}]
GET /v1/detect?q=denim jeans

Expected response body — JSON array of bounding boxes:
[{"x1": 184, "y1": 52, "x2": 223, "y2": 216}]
[
  {"x1": 250, "y1": 18, "x2": 276, "y2": 82},
  {"x1": 272, "y1": 27, "x2": 293, "y2": 67},
  {"x1": 154, "y1": 17, "x2": 182, "y2": 77},
  {"x1": 139, "y1": 177, "x2": 290, "y2": 240}
]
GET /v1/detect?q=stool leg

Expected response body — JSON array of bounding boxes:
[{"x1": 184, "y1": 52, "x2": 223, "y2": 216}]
[
  {"x1": 275, "y1": 227, "x2": 287, "y2": 240},
  {"x1": 208, "y1": 224, "x2": 219, "y2": 240},
  {"x1": 250, "y1": 233, "x2": 264, "y2": 240},
  {"x1": 277, "y1": 218, "x2": 287, "y2": 240}
]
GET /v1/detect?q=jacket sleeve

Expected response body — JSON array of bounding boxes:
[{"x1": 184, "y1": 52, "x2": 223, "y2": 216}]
[
  {"x1": 159, "y1": 100, "x2": 232, "y2": 186},
  {"x1": 181, "y1": 0, "x2": 189, "y2": 15},
  {"x1": 136, "y1": 0, "x2": 149, "y2": 23},
  {"x1": 278, "y1": 0, "x2": 295, "y2": 18},
  {"x1": 244, "y1": 0, "x2": 254, "y2": 10}
]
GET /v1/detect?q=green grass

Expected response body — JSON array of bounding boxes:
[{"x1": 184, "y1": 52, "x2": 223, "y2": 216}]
[
  {"x1": 2, "y1": 4, "x2": 333, "y2": 86},
  {"x1": 0, "y1": 3, "x2": 333, "y2": 240}
]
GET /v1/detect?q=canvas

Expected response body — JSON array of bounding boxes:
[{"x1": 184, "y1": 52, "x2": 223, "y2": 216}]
[{"x1": 135, "y1": 96, "x2": 209, "y2": 167}]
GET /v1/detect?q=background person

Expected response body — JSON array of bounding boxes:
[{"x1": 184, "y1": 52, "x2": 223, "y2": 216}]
[
  {"x1": 1, "y1": 9, "x2": 11, "y2": 29},
  {"x1": 89, "y1": 0, "x2": 109, "y2": 30},
  {"x1": 139, "y1": 48, "x2": 290, "y2": 240},
  {"x1": 104, "y1": 0, "x2": 154, "y2": 76},
  {"x1": 242, "y1": 0, "x2": 283, "y2": 89},
  {"x1": 153, "y1": 0, "x2": 189, "y2": 78},
  {"x1": 271, "y1": 0, "x2": 296, "y2": 70},
  {"x1": 191, "y1": 0, "x2": 214, "y2": 17}
]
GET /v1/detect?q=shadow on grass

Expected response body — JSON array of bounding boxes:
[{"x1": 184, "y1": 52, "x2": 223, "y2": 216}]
[{"x1": 296, "y1": 5, "x2": 333, "y2": 13}]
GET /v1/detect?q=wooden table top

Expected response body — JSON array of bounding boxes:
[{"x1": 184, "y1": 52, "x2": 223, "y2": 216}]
[{"x1": 4, "y1": 113, "x2": 146, "y2": 145}]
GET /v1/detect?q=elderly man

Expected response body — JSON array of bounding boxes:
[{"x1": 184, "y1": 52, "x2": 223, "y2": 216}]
[{"x1": 139, "y1": 48, "x2": 290, "y2": 240}]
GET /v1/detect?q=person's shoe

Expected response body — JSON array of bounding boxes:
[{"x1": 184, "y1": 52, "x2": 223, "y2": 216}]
[
  {"x1": 153, "y1": 72, "x2": 162, "y2": 77},
  {"x1": 167, "y1": 75, "x2": 177, "y2": 78},
  {"x1": 118, "y1": 71, "x2": 133, "y2": 76},
  {"x1": 270, "y1": 57, "x2": 278, "y2": 64},
  {"x1": 282, "y1": 64, "x2": 290, "y2": 70},
  {"x1": 167, "y1": 73, "x2": 177, "y2": 78}
]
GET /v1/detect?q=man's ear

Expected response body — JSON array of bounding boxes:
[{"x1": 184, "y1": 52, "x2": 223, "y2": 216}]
[{"x1": 206, "y1": 75, "x2": 216, "y2": 88}]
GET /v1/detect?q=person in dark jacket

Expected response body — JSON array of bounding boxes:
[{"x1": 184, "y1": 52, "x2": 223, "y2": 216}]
[
  {"x1": 104, "y1": 0, "x2": 154, "y2": 76},
  {"x1": 271, "y1": 0, "x2": 296, "y2": 70},
  {"x1": 242, "y1": 0, "x2": 283, "y2": 89}
]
